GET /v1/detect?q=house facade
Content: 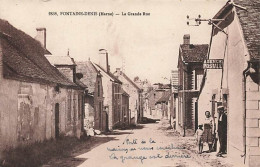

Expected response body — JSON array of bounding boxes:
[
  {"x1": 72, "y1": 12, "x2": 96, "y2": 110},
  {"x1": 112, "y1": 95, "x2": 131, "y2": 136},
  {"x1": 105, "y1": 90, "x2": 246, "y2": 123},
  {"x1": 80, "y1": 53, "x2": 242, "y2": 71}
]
[
  {"x1": 144, "y1": 96, "x2": 150, "y2": 118},
  {"x1": 177, "y1": 34, "x2": 208, "y2": 136},
  {"x1": 134, "y1": 79, "x2": 151, "y2": 121},
  {"x1": 0, "y1": 20, "x2": 85, "y2": 152},
  {"x1": 155, "y1": 90, "x2": 171, "y2": 119},
  {"x1": 77, "y1": 61, "x2": 107, "y2": 132},
  {"x1": 170, "y1": 70, "x2": 179, "y2": 129},
  {"x1": 122, "y1": 90, "x2": 130, "y2": 125},
  {"x1": 197, "y1": 1, "x2": 260, "y2": 166},
  {"x1": 92, "y1": 50, "x2": 123, "y2": 130},
  {"x1": 114, "y1": 68, "x2": 142, "y2": 124},
  {"x1": 147, "y1": 89, "x2": 164, "y2": 119},
  {"x1": 146, "y1": 84, "x2": 170, "y2": 119}
]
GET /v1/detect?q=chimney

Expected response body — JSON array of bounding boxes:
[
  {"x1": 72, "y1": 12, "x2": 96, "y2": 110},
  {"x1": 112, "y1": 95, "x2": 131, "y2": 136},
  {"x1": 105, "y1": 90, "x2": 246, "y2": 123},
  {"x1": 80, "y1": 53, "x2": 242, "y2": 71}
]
[
  {"x1": 98, "y1": 49, "x2": 109, "y2": 72},
  {"x1": 35, "y1": 28, "x2": 46, "y2": 49},
  {"x1": 183, "y1": 34, "x2": 190, "y2": 45}
]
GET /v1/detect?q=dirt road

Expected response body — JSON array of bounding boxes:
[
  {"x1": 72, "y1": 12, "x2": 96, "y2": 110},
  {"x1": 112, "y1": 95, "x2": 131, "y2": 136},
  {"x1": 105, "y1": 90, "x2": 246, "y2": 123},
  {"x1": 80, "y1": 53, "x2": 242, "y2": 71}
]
[{"x1": 45, "y1": 119, "x2": 240, "y2": 167}]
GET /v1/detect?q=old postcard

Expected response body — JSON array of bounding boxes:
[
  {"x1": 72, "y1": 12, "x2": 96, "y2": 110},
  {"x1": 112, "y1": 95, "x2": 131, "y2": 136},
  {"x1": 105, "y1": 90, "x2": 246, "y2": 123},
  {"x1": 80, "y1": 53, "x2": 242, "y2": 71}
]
[{"x1": 0, "y1": 0, "x2": 259, "y2": 167}]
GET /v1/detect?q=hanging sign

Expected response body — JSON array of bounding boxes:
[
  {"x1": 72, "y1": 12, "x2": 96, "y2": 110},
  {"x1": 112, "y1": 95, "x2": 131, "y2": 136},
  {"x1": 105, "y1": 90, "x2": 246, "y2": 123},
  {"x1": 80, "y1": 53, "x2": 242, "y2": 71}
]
[{"x1": 203, "y1": 59, "x2": 223, "y2": 69}]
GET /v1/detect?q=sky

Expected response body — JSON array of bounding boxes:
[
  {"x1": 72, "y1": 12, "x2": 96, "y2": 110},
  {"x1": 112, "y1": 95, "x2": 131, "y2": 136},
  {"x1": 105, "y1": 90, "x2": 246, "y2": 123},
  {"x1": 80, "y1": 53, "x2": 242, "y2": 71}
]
[{"x1": 0, "y1": 0, "x2": 226, "y2": 84}]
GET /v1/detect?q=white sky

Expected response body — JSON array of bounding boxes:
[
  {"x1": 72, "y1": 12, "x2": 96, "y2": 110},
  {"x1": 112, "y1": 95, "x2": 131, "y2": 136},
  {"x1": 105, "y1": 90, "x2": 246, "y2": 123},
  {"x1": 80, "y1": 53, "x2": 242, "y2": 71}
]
[{"x1": 0, "y1": 0, "x2": 226, "y2": 84}]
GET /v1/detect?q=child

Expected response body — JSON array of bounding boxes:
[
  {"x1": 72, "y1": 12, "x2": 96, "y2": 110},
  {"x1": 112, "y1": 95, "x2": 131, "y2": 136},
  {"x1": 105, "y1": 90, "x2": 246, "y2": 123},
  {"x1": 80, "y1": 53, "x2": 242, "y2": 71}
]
[{"x1": 195, "y1": 124, "x2": 204, "y2": 154}]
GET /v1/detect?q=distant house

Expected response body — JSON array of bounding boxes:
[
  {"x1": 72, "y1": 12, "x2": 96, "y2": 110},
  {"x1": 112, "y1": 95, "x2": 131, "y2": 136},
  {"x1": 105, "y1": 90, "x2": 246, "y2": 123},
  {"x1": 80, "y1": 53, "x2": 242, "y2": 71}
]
[
  {"x1": 0, "y1": 20, "x2": 85, "y2": 152},
  {"x1": 42, "y1": 32, "x2": 88, "y2": 136},
  {"x1": 45, "y1": 51, "x2": 91, "y2": 134},
  {"x1": 146, "y1": 84, "x2": 170, "y2": 119},
  {"x1": 134, "y1": 79, "x2": 152, "y2": 120},
  {"x1": 122, "y1": 90, "x2": 130, "y2": 125},
  {"x1": 170, "y1": 70, "x2": 178, "y2": 129},
  {"x1": 92, "y1": 50, "x2": 123, "y2": 130},
  {"x1": 143, "y1": 95, "x2": 150, "y2": 117},
  {"x1": 114, "y1": 68, "x2": 142, "y2": 124},
  {"x1": 197, "y1": 1, "x2": 260, "y2": 166},
  {"x1": 45, "y1": 50, "x2": 77, "y2": 82},
  {"x1": 146, "y1": 89, "x2": 163, "y2": 118},
  {"x1": 77, "y1": 61, "x2": 107, "y2": 132},
  {"x1": 155, "y1": 90, "x2": 171, "y2": 119},
  {"x1": 177, "y1": 34, "x2": 208, "y2": 136}
]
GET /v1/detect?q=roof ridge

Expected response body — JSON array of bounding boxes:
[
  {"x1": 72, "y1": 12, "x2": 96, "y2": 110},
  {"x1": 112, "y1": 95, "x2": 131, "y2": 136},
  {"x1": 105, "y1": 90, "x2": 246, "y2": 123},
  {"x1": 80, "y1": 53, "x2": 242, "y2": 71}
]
[
  {"x1": 0, "y1": 19, "x2": 79, "y2": 88},
  {"x1": 114, "y1": 70, "x2": 141, "y2": 91}
]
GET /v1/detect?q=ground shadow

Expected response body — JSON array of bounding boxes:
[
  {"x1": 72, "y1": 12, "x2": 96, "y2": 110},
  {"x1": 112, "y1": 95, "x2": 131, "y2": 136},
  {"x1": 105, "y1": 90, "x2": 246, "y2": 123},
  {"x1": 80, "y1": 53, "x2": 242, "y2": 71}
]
[
  {"x1": 118, "y1": 124, "x2": 145, "y2": 130},
  {"x1": 103, "y1": 131, "x2": 134, "y2": 135},
  {"x1": 141, "y1": 117, "x2": 160, "y2": 124}
]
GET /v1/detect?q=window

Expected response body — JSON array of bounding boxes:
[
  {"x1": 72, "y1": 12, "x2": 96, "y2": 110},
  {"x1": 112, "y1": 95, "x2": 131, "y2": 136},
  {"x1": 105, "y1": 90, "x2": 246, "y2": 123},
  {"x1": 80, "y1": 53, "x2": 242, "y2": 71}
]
[
  {"x1": 98, "y1": 81, "x2": 101, "y2": 97},
  {"x1": 78, "y1": 95, "x2": 82, "y2": 119},
  {"x1": 195, "y1": 72, "x2": 203, "y2": 90},
  {"x1": 67, "y1": 93, "x2": 71, "y2": 121},
  {"x1": 99, "y1": 102, "x2": 102, "y2": 127},
  {"x1": 73, "y1": 94, "x2": 77, "y2": 121},
  {"x1": 118, "y1": 85, "x2": 120, "y2": 99}
]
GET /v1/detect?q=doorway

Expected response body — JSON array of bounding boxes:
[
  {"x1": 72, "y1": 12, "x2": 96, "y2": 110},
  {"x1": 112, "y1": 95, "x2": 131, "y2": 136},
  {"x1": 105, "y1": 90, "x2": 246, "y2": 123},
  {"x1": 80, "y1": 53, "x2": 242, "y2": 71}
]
[
  {"x1": 195, "y1": 101, "x2": 198, "y2": 132},
  {"x1": 222, "y1": 94, "x2": 228, "y2": 154},
  {"x1": 55, "y1": 103, "x2": 59, "y2": 138},
  {"x1": 99, "y1": 102, "x2": 102, "y2": 130}
]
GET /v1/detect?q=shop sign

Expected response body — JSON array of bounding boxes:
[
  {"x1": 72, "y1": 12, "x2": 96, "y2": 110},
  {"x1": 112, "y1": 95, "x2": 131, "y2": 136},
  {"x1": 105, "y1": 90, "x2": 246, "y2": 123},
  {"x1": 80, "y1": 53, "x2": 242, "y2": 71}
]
[{"x1": 203, "y1": 59, "x2": 223, "y2": 69}]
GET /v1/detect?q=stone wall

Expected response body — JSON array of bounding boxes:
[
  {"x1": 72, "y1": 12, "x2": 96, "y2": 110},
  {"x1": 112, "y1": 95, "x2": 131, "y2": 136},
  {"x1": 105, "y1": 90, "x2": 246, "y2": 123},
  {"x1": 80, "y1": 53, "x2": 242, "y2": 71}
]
[
  {"x1": 246, "y1": 76, "x2": 260, "y2": 167},
  {"x1": 0, "y1": 50, "x2": 83, "y2": 151}
]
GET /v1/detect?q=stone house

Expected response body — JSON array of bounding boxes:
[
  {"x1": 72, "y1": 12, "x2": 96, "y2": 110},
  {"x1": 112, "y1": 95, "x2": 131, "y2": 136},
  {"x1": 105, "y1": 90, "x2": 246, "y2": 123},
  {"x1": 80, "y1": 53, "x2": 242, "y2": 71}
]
[
  {"x1": 114, "y1": 68, "x2": 142, "y2": 124},
  {"x1": 197, "y1": 1, "x2": 260, "y2": 166},
  {"x1": 155, "y1": 90, "x2": 171, "y2": 119},
  {"x1": 0, "y1": 20, "x2": 85, "y2": 152},
  {"x1": 144, "y1": 95, "x2": 150, "y2": 118},
  {"x1": 146, "y1": 84, "x2": 170, "y2": 119},
  {"x1": 170, "y1": 70, "x2": 179, "y2": 129},
  {"x1": 39, "y1": 29, "x2": 87, "y2": 135},
  {"x1": 170, "y1": 92, "x2": 178, "y2": 130},
  {"x1": 92, "y1": 50, "x2": 123, "y2": 130},
  {"x1": 122, "y1": 90, "x2": 130, "y2": 125},
  {"x1": 177, "y1": 34, "x2": 208, "y2": 136},
  {"x1": 146, "y1": 89, "x2": 163, "y2": 119},
  {"x1": 76, "y1": 61, "x2": 107, "y2": 132},
  {"x1": 134, "y1": 79, "x2": 152, "y2": 120}
]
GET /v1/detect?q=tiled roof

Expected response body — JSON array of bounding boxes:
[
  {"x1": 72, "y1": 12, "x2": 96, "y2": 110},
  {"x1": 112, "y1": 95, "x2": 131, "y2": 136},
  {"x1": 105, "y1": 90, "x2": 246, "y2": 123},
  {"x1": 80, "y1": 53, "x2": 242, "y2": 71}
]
[
  {"x1": 113, "y1": 71, "x2": 141, "y2": 91},
  {"x1": 93, "y1": 63, "x2": 122, "y2": 84},
  {"x1": 76, "y1": 61, "x2": 99, "y2": 93},
  {"x1": 146, "y1": 89, "x2": 155, "y2": 98},
  {"x1": 156, "y1": 90, "x2": 171, "y2": 104},
  {"x1": 233, "y1": 0, "x2": 260, "y2": 60},
  {"x1": 46, "y1": 55, "x2": 76, "y2": 66},
  {"x1": 0, "y1": 19, "x2": 79, "y2": 88},
  {"x1": 180, "y1": 44, "x2": 209, "y2": 62}
]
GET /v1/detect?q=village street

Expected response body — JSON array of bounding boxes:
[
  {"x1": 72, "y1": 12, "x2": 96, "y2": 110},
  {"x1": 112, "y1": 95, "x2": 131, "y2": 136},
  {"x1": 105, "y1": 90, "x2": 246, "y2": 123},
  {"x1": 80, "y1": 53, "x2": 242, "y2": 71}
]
[{"x1": 44, "y1": 119, "x2": 239, "y2": 167}]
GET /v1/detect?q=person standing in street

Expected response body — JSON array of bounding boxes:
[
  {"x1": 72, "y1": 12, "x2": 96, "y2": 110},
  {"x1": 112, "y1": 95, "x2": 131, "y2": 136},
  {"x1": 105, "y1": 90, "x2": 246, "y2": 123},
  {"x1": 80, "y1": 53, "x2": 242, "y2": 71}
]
[
  {"x1": 201, "y1": 111, "x2": 214, "y2": 152},
  {"x1": 195, "y1": 124, "x2": 204, "y2": 154},
  {"x1": 216, "y1": 106, "x2": 227, "y2": 157}
]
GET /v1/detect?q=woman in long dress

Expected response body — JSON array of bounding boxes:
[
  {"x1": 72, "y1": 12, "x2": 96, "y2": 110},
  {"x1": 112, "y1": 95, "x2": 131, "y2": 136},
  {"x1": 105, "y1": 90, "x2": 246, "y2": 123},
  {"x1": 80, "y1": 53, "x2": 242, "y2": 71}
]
[{"x1": 201, "y1": 111, "x2": 214, "y2": 152}]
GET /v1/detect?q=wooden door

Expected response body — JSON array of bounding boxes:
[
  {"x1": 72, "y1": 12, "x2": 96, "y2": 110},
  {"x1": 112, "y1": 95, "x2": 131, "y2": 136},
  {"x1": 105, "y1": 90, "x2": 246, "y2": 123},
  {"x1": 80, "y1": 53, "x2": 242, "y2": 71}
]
[{"x1": 55, "y1": 103, "x2": 59, "y2": 138}]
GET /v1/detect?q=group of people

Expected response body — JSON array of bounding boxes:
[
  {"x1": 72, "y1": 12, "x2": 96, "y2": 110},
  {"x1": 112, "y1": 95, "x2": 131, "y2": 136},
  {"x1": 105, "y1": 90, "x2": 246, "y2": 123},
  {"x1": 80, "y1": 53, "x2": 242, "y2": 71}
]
[{"x1": 195, "y1": 106, "x2": 227, "y2": 157}]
